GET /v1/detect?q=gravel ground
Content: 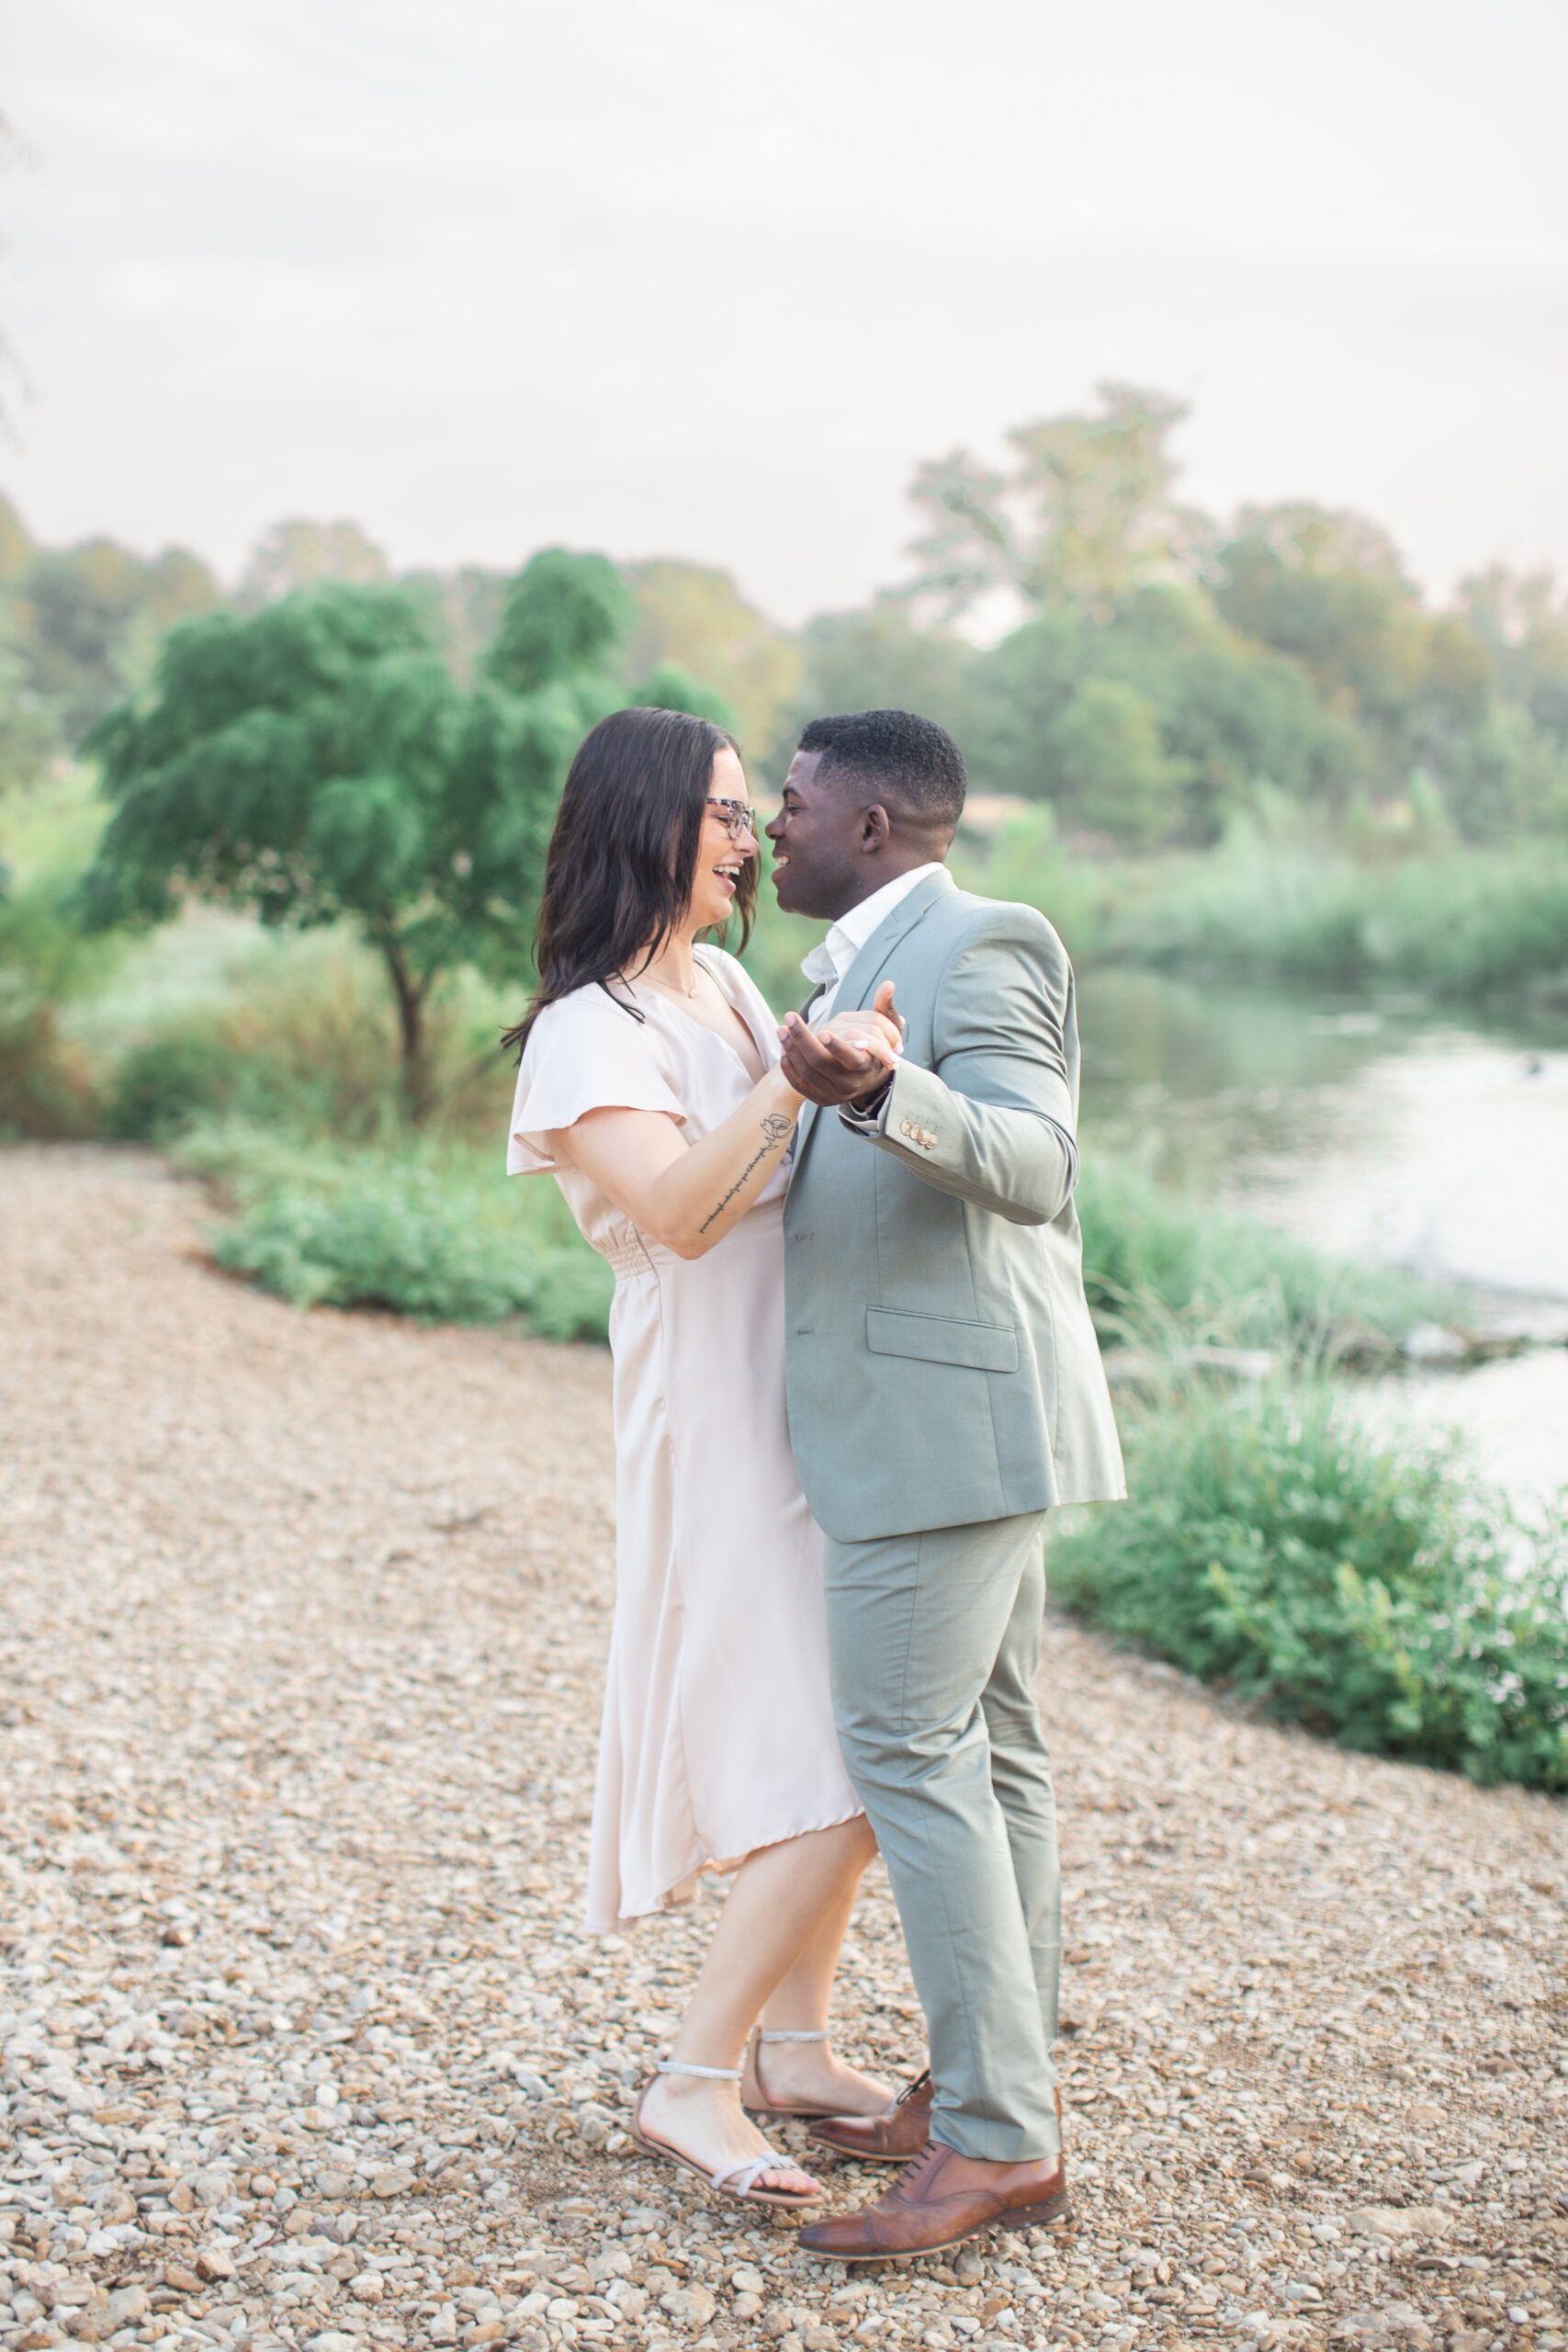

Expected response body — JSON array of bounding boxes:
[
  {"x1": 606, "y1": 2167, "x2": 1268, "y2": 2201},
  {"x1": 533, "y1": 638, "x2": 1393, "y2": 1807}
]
[{"x1": 2, "y1": 1144, "x2": 1565, "y2": 2352}]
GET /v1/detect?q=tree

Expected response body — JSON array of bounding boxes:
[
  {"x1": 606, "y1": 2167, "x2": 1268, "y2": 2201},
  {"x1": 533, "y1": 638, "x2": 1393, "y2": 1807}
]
[
  {"x1": 1458, "y1": 566, "x2": 1568, "y2": 747},
  {"x1": 960, "y1": 588, "x2": 1364, "y2": 842},
  {"x1": 1211, "y1": 503, "x2": 1427, "y2": 732},
  {"x1": 237, "y1": 519, "x2": 391, "y2": 609},
  {"x1": 906, "y1": 382, "x2": 1199, "y2": 621},
  {"x1": 78, "y1": 548, "x2": 721, "y2": 1119},
  {"x1": 771, "y1": 600, "x2": 976, "y2": 786},
  {"x1": 9, "y1": 537, "x2": 220, "y2": 742},
  {"x1": 484, "y1": 547, "x2": 632, "y2": 696},
  {"x1": 1044, "y1": 678, "x2": 1189, "y2": 847},
  {"x1": 623, "y1": 559, "x2": 800, "y2": 752}
]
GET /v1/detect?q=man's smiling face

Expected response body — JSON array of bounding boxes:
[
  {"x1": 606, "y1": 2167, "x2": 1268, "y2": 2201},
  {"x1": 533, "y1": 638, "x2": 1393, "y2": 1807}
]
[{"x1": 766, "y1": 748, "x2": 871, "y2": 922}]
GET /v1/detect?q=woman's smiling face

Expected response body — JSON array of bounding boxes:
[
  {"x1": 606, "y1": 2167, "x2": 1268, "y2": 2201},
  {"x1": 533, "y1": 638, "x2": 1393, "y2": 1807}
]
[{"x1": 685, "y1": 744, "x2": 758, "y2": 932}]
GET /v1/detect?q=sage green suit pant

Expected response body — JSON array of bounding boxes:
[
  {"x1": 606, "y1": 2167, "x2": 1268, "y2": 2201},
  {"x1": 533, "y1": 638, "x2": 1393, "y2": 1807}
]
[{"x1": 823, "y1": 1509, "x2": 1061, "y2": 2165}]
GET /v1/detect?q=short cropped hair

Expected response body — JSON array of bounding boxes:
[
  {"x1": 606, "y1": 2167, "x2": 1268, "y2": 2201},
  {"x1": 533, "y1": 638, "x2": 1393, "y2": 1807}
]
[{"x1": 798, "y1": 708, "x2": 966, "y2": 829}]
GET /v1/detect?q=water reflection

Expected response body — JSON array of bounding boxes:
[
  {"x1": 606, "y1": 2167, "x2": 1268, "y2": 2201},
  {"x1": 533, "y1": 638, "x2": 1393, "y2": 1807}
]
[{"x1": 1078, "y1": 968, "x2": 1568, "y2": 1506}]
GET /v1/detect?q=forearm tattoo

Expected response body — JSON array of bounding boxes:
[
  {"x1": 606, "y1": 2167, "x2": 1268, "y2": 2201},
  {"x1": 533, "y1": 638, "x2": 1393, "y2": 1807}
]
[{"x1": 698, "y1": 1112, "x2": 794, "y2": 1233}]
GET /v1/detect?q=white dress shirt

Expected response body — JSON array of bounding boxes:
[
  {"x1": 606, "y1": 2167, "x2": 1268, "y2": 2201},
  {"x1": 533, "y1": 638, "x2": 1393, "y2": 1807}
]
[{"x1": 800, "y1": 864, "x2": 942, "y2": 1023}]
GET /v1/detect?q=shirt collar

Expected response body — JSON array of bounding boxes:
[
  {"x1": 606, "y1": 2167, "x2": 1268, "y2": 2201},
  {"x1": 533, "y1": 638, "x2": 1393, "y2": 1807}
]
[{"x1": 800, "y1": 863, "x2": 942, "y2": 989}]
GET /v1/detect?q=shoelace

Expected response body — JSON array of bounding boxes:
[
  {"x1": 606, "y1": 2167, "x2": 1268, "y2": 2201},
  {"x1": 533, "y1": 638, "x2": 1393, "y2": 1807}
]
[{"x1": 897, "y1": 2138, "x2": 946, "y2": 2195}]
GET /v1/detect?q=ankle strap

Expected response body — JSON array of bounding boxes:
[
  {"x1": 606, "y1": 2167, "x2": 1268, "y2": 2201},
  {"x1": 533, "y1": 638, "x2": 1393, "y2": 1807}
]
[
  {"x1": 656, "y1": 2058, "x2": 742, "y2": 2080},
  {"x1": 756, "y1": 2028, "x2": 829, "y2": 2043}
]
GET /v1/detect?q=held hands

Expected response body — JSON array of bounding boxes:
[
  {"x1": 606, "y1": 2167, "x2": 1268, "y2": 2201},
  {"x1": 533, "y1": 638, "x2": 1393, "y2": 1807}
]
[{"x1": 777, "y1": 982, "x2": 906, "y2": 1108}]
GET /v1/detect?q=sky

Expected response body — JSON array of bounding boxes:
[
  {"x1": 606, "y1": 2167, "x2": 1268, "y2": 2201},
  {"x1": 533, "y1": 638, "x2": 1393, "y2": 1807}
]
[{"x1": 6, "y1": 0, "x2": 1568, "y2": 622}]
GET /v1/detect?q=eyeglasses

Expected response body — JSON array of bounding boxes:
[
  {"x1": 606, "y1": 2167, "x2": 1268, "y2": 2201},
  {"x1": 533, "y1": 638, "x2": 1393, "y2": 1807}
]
[{"x1": 706, "y1": 797, "x2": 759, "y2": 842}]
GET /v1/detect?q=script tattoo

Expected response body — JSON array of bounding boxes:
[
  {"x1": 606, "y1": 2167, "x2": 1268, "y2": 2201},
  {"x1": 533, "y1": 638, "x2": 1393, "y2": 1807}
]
[{"x1": 698, "y1": 1112, "x2": 794, "y2": 1233}]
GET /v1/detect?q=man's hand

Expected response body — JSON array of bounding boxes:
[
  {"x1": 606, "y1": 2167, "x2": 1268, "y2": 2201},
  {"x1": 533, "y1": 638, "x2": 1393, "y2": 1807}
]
[{"x1": 779, "y1": 982, "x2": 904, "y2": 1108}]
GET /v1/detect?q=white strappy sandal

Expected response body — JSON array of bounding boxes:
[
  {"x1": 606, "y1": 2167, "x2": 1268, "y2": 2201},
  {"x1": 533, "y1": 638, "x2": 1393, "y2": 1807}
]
[
  {"x1": 740, "y1": 2026, "x2": 846, "y2": 2121},
  {"x1": 629, "y1": 2058, "x2": 823, "y2": 2211}
]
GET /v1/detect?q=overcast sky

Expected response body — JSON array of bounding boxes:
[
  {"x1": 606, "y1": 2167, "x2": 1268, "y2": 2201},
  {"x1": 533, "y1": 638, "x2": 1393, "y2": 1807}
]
[{"x1": 6, "y1": 0, "x2": 1567, "y2": 619}]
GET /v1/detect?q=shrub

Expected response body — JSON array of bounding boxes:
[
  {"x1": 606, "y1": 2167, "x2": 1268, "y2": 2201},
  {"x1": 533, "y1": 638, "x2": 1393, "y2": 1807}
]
[
  {"x1": 180, "y1": 1122, "x2": 613, "y2": 1341},
  {"x1": 0, "y1": 790, "x2": 123, "y2": 1136},
  {"x1": 107, "y1": 931, "x2": 407, "y2": 1142},
  {"x1": 1048, "y1": 1385, "x2": 1568, "y2": 1789}
]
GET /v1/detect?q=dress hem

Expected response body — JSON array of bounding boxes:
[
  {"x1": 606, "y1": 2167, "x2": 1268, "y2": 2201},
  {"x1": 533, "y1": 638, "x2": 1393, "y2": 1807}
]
[{"x1": 585, "y1": 1800, "x2": 867, "y2": 1938}]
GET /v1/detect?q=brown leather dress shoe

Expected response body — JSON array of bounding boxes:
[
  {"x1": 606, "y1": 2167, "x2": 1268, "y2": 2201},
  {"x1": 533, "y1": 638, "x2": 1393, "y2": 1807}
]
[
  {"x1": 797, "y1": 2137, "x2": 1068, "y2": 2261},
  {"x1": 808, "y1": 2069, "x2": 933, "y2": 2162},
  {"x1": 810, "y1": 2077, "x2": 1064, "y2": 2167}
]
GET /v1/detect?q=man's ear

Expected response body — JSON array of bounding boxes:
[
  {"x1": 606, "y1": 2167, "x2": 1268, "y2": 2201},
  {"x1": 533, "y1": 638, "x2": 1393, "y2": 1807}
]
[{"x1": 859, "y1": 803, "x2": 892, "y2": 852}]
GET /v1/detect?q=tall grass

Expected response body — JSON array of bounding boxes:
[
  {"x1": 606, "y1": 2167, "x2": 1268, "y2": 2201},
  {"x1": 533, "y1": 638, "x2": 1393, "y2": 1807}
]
[
  {"x1": 96, "y1": 924, "x2": 521, "y2": 1145},
  {"x1": 1105, "y1": 835, "x2": 1568, "y2": 994},
  {"x1": 0, "y1": 772, "x2": 124, "y2": 1137},
  {"x1": 1076, "y1": 1150, "x2": 1459, "y2": 1363},
  {"x1": 1048, "y1": 1385, "x2": 1568, "y2": 1789},
  {"x1": 956, "y1": 808, "x2": 1568, "y2": 997}
]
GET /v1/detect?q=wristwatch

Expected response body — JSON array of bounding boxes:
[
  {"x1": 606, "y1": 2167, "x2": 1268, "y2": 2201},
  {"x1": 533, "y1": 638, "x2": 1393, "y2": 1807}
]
[{"x1": 840, "y1": 1069, "x2": 895, "y2": 1131}]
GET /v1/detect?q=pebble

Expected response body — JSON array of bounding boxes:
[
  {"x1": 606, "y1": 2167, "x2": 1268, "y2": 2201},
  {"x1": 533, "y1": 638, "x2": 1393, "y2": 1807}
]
[{"x1": 1, "y1": 1144, "x2": 1565, "y2": 2352}]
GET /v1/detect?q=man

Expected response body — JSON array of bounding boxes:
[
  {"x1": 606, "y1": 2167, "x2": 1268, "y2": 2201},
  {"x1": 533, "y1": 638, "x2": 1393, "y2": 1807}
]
[{"x1": 767, "y1": 708, "x2": 1124, "y2": 2261}]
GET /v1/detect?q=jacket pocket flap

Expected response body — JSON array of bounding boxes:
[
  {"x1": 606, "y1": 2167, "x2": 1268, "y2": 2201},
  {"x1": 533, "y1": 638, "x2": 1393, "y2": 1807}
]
[{"x1": 865, "y1": 1306, "x2": 1019, "y2": 1374}]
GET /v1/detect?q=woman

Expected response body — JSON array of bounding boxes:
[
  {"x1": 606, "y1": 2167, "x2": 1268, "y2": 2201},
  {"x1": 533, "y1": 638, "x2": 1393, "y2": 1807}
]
[{"x1": 504, "y1": 706, "x2": 902, "y2": 2210}]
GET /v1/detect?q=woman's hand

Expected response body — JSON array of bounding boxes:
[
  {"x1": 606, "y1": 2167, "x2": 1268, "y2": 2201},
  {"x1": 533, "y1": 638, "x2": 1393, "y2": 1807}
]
[{"x1": 817, "y1": 1001, "x2": 904, "y2": 1070}]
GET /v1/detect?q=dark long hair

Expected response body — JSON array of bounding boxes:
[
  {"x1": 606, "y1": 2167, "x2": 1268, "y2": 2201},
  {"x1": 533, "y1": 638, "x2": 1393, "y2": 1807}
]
[{"x1": 502, "y1": 705, "x2": 757, "y2": 1058}]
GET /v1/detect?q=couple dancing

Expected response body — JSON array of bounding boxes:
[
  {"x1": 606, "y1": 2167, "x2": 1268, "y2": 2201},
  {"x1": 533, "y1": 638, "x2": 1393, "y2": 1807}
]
[{"x1": 504, "y1": 704, "x2": 1124, "y2": 2262}]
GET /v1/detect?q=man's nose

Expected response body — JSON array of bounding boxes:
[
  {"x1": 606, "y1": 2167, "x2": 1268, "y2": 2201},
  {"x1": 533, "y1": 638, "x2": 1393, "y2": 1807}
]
[{"x1": 764, "y1": 810, "x2": 785, "y2": 842}]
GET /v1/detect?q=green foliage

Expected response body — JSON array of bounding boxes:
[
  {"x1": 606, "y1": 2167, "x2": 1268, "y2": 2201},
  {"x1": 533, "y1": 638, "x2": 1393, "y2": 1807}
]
[
  {"x1": 484, "y1": 548, "x2": 633, "y2": 695},
  {"x1": 1212, "y1": 504, "x2": 1425, "y2": 726},
  {"x1": 631, "y1": 660, "x2": 737, "y2": 729},
  {"x1": 908, "y1": 380, "x2": 1194, "y2": 619},
  {"x1": 6, "y1": 525, "x2": 220, "y2": 745},
  {"x1": 179, "y1": 1121, "x2": 612, "y2": 1340},
  {"x1": 624, "y1": 559, "x2": 802, "y2": 755},
  {"x1": 0, "y1": 772, "x2": 124, "y2": 1136},
  {"x1": 76, "y1": 548, "x2": 710, "y2": 1118},
  {"x1": 766, "y1": 602, "x2": 975, "y2": 784},
  {"x1": 1044, "y1": 676, "x2": 1188, "y2": 847},
  {"x1": 0, "y1": 871, "x2": 109, "y2": 1136},
  {"x1": 950, "y1": 806, "x2": 1113, "y2": 966},
  {"x1": 1113, "y1": 831, "x2": 1568, "y2": 993},
  {"x1": 876, "y1": 400, "x2": 1568, "y2": 846},
  {"x1": 1047, "y1": 1386, "x2": 1568, "y2": 1789},
  {"x1": 807, "y1": 582, "x2": 1369, "y2": 850},
  {"x1": 105, "y1": 929, "x2": 409, "y2": 1142}
]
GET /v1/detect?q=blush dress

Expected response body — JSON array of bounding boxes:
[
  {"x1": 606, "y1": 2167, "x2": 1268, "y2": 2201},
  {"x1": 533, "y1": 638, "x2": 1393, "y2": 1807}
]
[{"x1": 507, "y1": 945, "x2": 863, "y2": 1934}]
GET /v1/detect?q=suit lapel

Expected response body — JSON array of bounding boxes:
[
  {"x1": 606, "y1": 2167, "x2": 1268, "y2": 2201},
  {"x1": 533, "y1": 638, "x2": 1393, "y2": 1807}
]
[
  {"x1": 836, "y1": 865, "x2": 954, "y2": 1014},
  {"x1": 788, "y1": 866, "x2": 954, "y2": 1181}
]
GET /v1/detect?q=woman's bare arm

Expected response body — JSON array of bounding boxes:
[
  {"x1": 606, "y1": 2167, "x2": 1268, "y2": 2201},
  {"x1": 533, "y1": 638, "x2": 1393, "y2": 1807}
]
[
  {"x1": 548, "y1": 1012, "x2": 899, "y2": 1261},
  {"x1": 547, "y1": 1065, "x2": 803, "y2": 1260}
]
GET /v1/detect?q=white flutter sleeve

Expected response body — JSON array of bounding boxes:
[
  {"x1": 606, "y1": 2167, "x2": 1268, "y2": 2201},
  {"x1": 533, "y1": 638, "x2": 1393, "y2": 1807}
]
[{"x1": 506, "y1": 989, "x2": 687, "y2": 1176}]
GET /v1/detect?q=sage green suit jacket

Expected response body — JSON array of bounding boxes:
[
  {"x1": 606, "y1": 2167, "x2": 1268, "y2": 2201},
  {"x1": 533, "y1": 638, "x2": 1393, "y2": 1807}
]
[{"x1": 783, "y1": 866, "x2": 1125, "y2": 1543}]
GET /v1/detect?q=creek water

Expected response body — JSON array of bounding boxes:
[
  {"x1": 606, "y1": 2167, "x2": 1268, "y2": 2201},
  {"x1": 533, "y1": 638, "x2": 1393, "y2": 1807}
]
[{"x1": 1077, "y1": 969, "x2": 1568, "y2": 1510}]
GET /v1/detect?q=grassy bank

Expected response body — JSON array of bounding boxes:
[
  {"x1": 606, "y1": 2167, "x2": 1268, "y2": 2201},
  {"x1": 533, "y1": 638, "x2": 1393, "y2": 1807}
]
[
  {"x1": 1048, "y1": 1384, "x2": 1568, "y2": 1790},
  {"x1": 963, "y1": 808, "x2": 1568, "y2": 995},
  {"x1": 1076, "y1": 1151, "x2": 1459, "y2": 1363},
  {"x1": 171, "y1": 1107, "x2": 1461, "y2": 1376},
  {"x1": 177, "y1": 1122, "x2": 614, "y2": 1340}
]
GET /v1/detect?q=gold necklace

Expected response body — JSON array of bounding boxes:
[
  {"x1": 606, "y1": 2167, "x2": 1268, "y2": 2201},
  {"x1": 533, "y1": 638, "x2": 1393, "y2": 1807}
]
[{"x1": 640, "y1": 962, "x2": 702, "y2": 1001}]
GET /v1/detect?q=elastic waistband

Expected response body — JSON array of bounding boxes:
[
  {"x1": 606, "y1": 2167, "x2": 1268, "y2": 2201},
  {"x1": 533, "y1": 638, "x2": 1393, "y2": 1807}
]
[{"x1": 601, "y1": 1232, "x2": 657, "y2": 1280}]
